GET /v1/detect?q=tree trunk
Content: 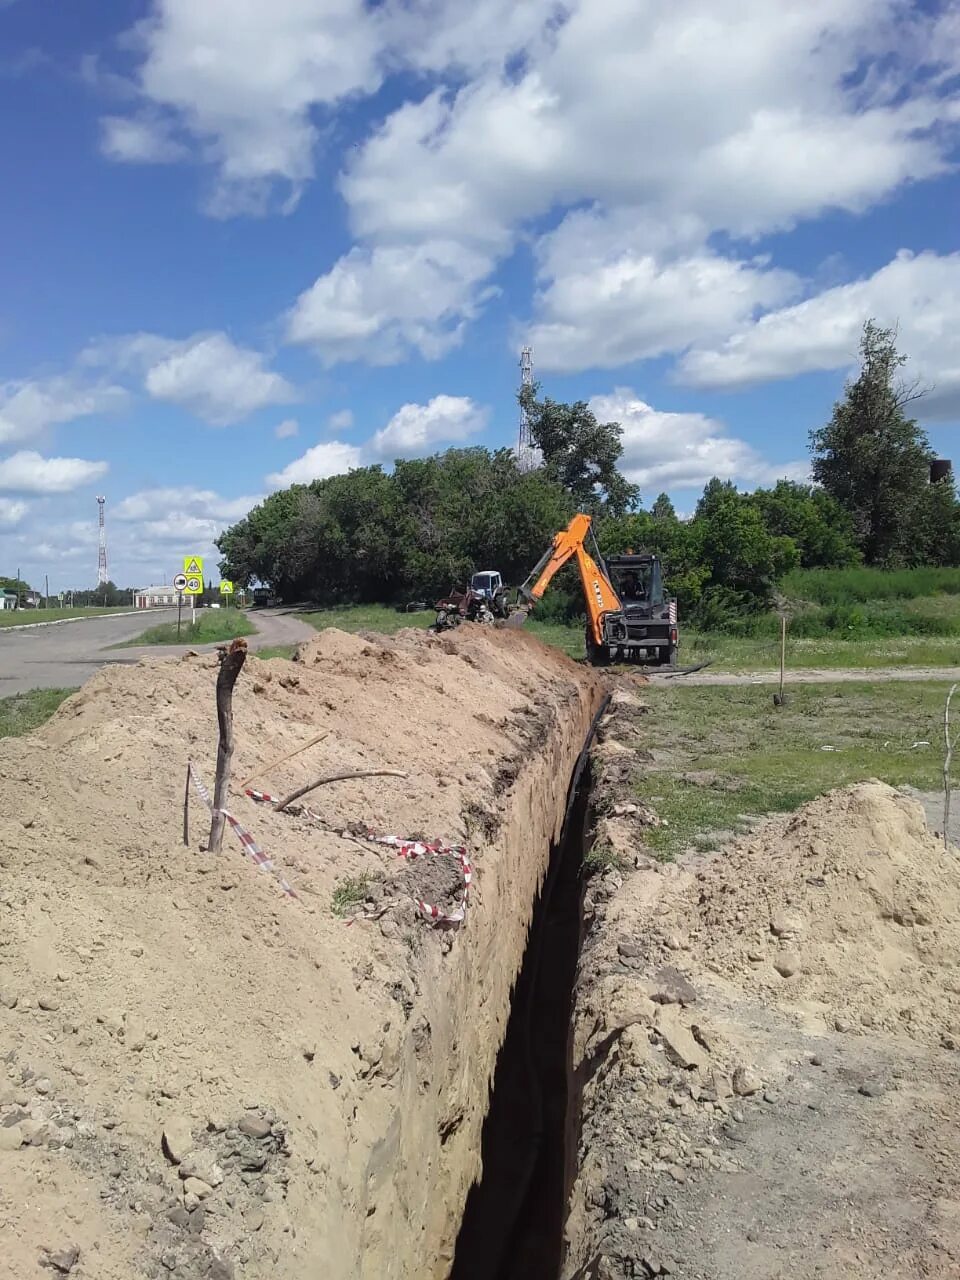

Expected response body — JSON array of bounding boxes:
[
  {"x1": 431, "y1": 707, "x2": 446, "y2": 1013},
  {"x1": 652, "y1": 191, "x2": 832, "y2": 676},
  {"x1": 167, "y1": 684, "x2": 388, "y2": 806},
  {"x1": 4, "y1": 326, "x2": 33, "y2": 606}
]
[{"x1": 208, "y1": 639, "x2": 248, "y2": 852}]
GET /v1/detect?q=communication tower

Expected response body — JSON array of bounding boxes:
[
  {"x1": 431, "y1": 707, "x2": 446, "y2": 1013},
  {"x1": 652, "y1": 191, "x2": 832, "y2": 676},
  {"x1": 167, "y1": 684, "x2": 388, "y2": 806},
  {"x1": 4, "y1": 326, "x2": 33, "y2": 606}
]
[
  {"x1": 517, "y1": 345, "x2": 536, "y2": 472},
  {"x1": 97, "y1": 496, "x2": 108, "y2": 585}
]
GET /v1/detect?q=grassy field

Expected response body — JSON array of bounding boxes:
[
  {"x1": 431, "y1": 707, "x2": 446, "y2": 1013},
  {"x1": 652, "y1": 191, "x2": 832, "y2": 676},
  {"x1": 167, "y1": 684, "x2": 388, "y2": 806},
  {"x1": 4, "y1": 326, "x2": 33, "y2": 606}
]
[
  {"x1": 123, "y1": 610, "x2": 255, "y2": 647},
  {"x1": 620, "y1": 680, "x2": 951, "y2": 860},
  {"x1": 254, "y1": 644, "x2": 298, "y2": 661},
  {"x1": 0, "y1": 687, "x2": 76, "y2": 737},
  {"x1": 0, "y1": 606, "x2": 134, "y2": 628}
]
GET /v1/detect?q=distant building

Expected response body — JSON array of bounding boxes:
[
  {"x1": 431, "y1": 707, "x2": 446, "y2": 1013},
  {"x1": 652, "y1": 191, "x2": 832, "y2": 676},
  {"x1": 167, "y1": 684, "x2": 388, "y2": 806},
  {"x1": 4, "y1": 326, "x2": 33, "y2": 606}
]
[
  {"x1": 22, "y1": 590, "x2": 41, "y2": 608},
  {"x1": 136, "y1": 585, "x2": 180, "y2": 608},
  {"x1": 0, "y1": 590, "x2": 17, "y2": 611}
]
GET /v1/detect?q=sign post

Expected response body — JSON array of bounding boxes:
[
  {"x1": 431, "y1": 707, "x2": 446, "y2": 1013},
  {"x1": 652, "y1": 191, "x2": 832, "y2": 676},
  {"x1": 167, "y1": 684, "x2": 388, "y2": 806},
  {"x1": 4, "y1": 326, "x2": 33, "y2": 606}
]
[
  {"x1": 173, "y1": 573, "x2": 188, "y2": 638},
  {"x1": 182, "y1": 556, "x2": 204, "y2": 628},
  {"x1": 219, "y1": 580, "x2": 234, "y2": 609}
]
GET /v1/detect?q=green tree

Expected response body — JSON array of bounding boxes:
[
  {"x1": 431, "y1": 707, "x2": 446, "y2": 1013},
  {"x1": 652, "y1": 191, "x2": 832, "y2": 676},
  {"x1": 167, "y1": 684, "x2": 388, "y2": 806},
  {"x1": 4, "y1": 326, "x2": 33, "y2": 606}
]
[
  {"x1": 748, "y1": 480, "x2": 860, "y2": 569},
  {"x1": 0, "y1": 576, "x2": 30, "y2": 594},
  {"x1": 519, "y1": 383, "x2": 639, "y2": 515},
  {"x1": 810, "y1": 320, "x2": 933, "y2": 565},
  {"x1": 651, "y1": 493, "x2": 676, "y2": 522}
]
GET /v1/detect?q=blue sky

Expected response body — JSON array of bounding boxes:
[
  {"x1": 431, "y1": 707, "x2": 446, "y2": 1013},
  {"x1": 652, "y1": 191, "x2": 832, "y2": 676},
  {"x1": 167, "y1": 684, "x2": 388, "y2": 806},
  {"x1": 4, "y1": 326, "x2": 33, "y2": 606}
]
[{"x1": 1, "y1": 0, "x2": 958, "y2": 589}]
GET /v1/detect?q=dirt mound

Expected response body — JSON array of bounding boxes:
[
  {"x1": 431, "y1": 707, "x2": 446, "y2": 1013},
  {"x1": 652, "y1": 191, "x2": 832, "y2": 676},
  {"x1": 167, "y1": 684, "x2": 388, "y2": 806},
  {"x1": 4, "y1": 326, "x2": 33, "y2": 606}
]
[
  {"x1": 0, "y1": 625, "x2": 602, "y2": 1280},
  {"x1": 671, "y1": 782, "x2": 960, "y2": 1047}
]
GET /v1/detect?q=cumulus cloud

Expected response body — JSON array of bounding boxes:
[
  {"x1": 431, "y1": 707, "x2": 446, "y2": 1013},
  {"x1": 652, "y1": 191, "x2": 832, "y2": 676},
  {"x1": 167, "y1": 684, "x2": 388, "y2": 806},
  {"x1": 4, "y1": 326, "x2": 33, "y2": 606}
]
[
  {"x1": 590, "y1": 388, "x2": 807, "y2": 492},
  {"x1": 115, "y1": 487, "x2": 261, "y2": 524},
  {"x1": 84, "y1": 331, "x2": 296, "y2": 425},
  {"x1": 526, "y1": 207, "x2": 800, "y2": 372},
  {"x1": 266, "y1": 441, "x2": 364, "y2": 487},
  {"x1": 327, "y1": 409, "x2": 353, "y2": 431},
  {"x1": 286, "y1": 242, "x2": 497, "y2": 365},
  {"x1": 369, "y1": 395, "x2": 488, "y2": 459},
  {"x1": 274, "y1": 417, "x2": 299, "y2": 439},
  {"x1": 100, "y1": 112, "x2": 187, "y2": 163},
  {"x1": 0, "y1": 498, "x2": 27, "y2": 526},
  {"x1": 0, "y1": 451, "x2": 109, "y2": 494},
  {"x1": 0, "y1": 377, "x2": 126, "y2": 445},
  {"x1": 678, "y1": 249, "x2": 960, "y2": 418}
]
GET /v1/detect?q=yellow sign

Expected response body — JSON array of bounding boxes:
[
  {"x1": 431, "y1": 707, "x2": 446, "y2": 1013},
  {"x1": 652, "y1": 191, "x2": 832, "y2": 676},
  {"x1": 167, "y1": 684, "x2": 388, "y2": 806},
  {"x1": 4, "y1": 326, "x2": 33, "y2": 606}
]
[
  {"x1": 183, "y1": 555, "x2": 204, "y2": 596},
  {"x1": 219, "y1": 580, "x2": 234, "y2": 595}
]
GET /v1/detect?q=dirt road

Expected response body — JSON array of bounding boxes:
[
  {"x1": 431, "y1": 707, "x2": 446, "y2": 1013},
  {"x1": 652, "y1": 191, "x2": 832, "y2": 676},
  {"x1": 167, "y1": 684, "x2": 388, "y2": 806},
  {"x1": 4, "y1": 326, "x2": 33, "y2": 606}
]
[
  {"x1": 654, "y1": 664, "x2": 960, "y2": 686},
  {"x1": 0, "y1": 609, "x2": 315, "y2": 696}
]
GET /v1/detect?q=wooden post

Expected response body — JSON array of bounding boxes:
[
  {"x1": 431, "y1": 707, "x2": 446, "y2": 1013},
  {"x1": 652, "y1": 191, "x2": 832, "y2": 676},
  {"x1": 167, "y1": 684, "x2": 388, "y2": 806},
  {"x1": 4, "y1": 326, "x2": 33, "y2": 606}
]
[
  {"x1": 177, "y1": 591, "x2": 183, "y2": 639},
  {"x1": 779, "y1": 614, "x2": 786, "y2": 704},
  {"x1": 208, "y1": 638, "x2": 248, "y2": 852},
  {"x1": 183, "y1": 763, "x2": 191, "y2": 846},
  {"x1": 944, "y1": 683, "x2": 958, "y2": 851}
]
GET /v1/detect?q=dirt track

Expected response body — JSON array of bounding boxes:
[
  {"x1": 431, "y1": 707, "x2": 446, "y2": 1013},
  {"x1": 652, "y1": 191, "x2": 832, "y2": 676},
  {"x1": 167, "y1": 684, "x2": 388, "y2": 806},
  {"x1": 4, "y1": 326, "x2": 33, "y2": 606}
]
[{"x1": 653, "y1": 665, "x2": 960, "y2": 686}]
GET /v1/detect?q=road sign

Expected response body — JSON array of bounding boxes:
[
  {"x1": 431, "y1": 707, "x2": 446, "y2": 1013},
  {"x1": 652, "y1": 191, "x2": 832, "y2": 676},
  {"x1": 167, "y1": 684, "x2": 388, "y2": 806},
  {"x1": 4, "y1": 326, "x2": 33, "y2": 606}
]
[
  {"x1": 185, "y1": 576, "x2": 202, "y2": 595},
  {"x1": 183, "y1": 555, "x2": 204, "y2": 579},
  {"x1": 173, "y1": 573, "x2": 188, "y2": 592},
  {"x1": 219, "y1": 580, "x2": 234, "y2": 595}
]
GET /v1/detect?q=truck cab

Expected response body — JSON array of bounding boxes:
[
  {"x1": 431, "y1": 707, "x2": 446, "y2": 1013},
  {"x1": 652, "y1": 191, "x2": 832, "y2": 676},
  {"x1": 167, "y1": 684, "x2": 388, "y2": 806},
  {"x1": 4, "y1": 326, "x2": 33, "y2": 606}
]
[{"x1": 469, "y1": 571, "x2": 509, "y2": 618}]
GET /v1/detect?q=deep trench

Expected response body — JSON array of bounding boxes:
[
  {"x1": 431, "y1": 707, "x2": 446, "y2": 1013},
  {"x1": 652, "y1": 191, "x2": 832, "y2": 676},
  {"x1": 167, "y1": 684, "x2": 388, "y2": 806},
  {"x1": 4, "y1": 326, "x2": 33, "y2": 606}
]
[{"x1": 448, "y1": 702, "x2": 606, "y2": 1280}]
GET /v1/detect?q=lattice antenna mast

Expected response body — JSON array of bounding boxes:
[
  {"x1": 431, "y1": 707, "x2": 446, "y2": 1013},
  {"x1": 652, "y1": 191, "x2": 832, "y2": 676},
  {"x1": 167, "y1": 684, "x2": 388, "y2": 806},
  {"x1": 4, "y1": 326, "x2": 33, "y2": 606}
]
[
  {"x1": 96, "y1": 496, "x2": 108, "y2": 585},
  {"x1": 517, "y1": 345, "x2": 536, "y2": 472}
]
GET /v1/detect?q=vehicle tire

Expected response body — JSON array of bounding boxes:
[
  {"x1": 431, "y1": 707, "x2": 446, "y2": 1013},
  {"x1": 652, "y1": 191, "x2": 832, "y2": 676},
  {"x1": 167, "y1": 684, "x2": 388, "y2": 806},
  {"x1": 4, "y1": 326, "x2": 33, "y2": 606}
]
[{"x1": 660, "y1": 645, "x2": 678, "y2": 667}]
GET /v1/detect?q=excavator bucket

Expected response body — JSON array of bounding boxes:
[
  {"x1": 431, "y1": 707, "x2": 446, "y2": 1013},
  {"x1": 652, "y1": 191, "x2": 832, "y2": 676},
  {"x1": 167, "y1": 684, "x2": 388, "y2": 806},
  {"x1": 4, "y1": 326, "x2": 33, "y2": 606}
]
[{"x1": 505, "y1": 608, "x2": 529, "y2": 629}]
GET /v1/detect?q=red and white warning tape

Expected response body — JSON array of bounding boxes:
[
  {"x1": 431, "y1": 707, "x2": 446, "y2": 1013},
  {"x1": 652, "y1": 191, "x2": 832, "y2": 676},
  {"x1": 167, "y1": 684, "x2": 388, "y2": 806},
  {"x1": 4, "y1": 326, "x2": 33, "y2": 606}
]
[
  {"x1": 242, "y1": 788, "x2": 470, "y2": 925},
  {"x1": 188, "y1": 762, "x2": 297, "y2": 899}
]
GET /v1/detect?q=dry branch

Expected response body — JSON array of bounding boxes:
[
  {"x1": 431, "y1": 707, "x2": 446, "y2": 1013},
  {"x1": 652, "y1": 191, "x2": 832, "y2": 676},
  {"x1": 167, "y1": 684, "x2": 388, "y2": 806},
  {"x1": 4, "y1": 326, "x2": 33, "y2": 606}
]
[
  {"x1": 275, "y1": 769, "x2": 407, "y2": 813},
  {"x1": 238, "y1": 731, "x2": 330, "y2": 791},
  {"x1": 208, "y1": 639, "x2": 248, "y2": 852},
  {"x1": 183, "y1": 763, "x2": 190, "y2": 847}
]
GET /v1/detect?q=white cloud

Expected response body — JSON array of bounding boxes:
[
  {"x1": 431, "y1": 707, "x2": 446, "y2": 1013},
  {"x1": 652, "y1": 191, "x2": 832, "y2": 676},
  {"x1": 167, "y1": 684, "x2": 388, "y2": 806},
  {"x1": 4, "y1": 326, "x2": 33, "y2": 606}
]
[
  {"x1": 678, "y1": 249, "x2": 960, "y2": 419},
  {"x1": 0, "y1": 498, "x2": 27, "y2": 526},
  {"x1": 286, "y1": 241, "x2": 497, "y2": 364},
  {"x1": 84, "y1": 331, "x2": 296, "y2": 425},
  {"x1": 100, "y1": 112, "x2": 187, "y2": 163},
  {"x1": 327, "y1": 409, "x2": 353, "y2": 431},
  {"x1": 274, "y1": 417, "x2": 299, "y2": 439},
  {"x1": 115, "y1": 487, "x2": 261, "y2": 524},
  {"x1": 526, "y1": 207, "x2": 799, "y2": 372},
  {"x1": 369, "y1": 395, "x2": 488, "y2": 459},
  {"x1": 0, "y1": 451, "x2": 109, "y2": 494},
  {"x1": 342, "y1": 0, "x2": 956, "y2": 250},
  {"x1": 0, "y1": 377, "x2": 126, "y2": 445},
  {"x1": 590, "y1": 388, "x2": 807, "y2": 492},
  {"x1": 266, "y1": 441, "x2": 363, "y2": 487}
]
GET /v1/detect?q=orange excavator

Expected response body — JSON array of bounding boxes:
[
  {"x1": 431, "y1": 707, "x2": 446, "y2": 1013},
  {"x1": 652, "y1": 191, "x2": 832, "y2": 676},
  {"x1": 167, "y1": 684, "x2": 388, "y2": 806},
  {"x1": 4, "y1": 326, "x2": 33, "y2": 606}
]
[{"x1": 514, "y1": 513, "x2": 679, "y2": 666}]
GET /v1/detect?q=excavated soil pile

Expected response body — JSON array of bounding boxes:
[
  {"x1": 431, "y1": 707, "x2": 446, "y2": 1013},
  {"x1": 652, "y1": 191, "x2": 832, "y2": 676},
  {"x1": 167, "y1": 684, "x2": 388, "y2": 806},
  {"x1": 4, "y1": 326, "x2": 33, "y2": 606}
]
[
  {"x1": 0, "y1": 625, "x2": 602, "y2": 1280},
  {"x1": 566, "y1": 767, "x2": 960, "y2": 1280}
]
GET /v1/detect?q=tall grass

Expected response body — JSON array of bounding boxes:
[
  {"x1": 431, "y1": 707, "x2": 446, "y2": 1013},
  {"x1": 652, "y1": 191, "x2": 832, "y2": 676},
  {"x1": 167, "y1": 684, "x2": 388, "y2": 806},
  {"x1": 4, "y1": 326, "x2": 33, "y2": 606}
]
[{"x1": 782, "y1": 566, "x2": 960, "y2": 604}]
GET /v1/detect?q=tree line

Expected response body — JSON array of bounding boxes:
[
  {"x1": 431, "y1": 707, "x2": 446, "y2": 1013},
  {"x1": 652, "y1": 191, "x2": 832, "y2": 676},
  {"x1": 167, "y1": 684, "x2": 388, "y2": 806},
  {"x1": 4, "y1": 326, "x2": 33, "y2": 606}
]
[{"x1": 216, "y1": 320, "x2": 960, "y2": 629}]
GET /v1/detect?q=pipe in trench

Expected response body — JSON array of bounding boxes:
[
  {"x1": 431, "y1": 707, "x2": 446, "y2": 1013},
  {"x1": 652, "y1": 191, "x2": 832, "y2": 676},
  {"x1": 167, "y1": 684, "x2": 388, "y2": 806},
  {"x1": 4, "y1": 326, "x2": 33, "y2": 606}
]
[{"x1": 448, "y1": 696, "x2": 611, "y2": 1280}]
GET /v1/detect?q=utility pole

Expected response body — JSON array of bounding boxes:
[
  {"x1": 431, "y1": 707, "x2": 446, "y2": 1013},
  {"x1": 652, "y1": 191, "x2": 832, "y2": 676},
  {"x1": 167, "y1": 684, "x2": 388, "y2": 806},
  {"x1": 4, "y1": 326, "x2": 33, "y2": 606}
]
[
  {"x1": 45, "y1": 574, "x2": 49, "y2": 609},
  {"x1": 15, "y1": 567, "x2": 20, "y2": 610}
]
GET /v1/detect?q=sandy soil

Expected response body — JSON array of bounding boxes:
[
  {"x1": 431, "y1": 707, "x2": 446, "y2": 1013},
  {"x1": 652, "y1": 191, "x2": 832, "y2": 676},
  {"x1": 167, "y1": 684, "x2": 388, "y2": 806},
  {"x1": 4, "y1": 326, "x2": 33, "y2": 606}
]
[
  {"x1": 563, "y1": 690, "x2": 960, "y2": 1279},
  {"x1": 0, "y1": 624, "x2": 601, "y2": 1280}
]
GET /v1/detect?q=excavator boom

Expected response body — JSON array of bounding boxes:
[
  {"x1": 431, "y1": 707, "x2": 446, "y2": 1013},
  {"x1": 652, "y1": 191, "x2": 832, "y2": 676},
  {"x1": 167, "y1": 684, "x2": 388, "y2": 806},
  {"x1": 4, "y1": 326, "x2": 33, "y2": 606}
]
[{"x1": 518, "y1": 514, "x2": 621, "y2": 647}]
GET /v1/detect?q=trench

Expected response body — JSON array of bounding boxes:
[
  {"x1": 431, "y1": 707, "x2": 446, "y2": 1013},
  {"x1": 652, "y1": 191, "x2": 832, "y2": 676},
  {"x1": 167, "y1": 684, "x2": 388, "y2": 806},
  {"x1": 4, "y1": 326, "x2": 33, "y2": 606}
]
[{"x1": 448, "y1": 700, "x2": 606, "y2": 1280}]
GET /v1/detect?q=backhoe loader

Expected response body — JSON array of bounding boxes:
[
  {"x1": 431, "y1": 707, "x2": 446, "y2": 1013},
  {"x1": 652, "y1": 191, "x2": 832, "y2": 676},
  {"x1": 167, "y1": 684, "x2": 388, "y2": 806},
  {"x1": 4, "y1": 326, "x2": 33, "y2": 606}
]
[{"x1": 515, "y1": 513, "x2": 679, "y2": 666}]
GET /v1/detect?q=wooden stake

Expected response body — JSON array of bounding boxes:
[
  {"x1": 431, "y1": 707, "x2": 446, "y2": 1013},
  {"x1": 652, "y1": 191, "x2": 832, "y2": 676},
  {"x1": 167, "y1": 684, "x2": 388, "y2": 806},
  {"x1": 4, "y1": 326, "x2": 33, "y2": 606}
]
[
  {"x1": 208, "y1": 638, "x2": 248, "y2": 852},
  {"x1": 779, "y1": 614, "x2": 786, "y2": 704},
  {"x1": 944, "y1": 682, "x2": 958, "y2": 852},
  {"x1": 275, "y1": 769, "x2": 406, "y2": 813},
  {"x1": 183, "y1": 763, "x2": 190, "y2": 846}
]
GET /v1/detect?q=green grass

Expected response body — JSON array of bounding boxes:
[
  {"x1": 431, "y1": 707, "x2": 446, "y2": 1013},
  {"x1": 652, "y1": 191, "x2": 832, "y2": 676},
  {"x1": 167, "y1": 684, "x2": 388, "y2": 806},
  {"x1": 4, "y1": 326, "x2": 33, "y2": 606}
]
[
  {"x1": 782, "y1": 565, "x2": 960, "y2": 604},
  {"x1": 0, "y1": 606, "x2": 133, "y2": 627},
  {"x1": 254, "y1": 644, "x2": 297, "y2": 661},
  {"x1": 0, "y1": 687, "x2": 76, "y2": 737},
  {"x1": 682, "y1": 629, "x2": 960, "y2": 670},
  {"x1": 331, "y1": 876, "x2": 370, "y2": 917},
  {"x1": 122, "y1": 610, "x2": 255, "y2": 646},
  {"x1": 622, "y1": 680, "x2": 950, "y2": 859},
  {"x1": 300, "y1": 603, "x2": 433, "y2": 635}
]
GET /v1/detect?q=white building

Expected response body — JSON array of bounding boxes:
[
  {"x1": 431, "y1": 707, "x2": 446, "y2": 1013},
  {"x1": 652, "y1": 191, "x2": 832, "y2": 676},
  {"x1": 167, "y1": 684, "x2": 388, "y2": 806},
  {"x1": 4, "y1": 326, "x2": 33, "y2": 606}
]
[{"x1": 135, "y1": 585, "x2": 180, "y2": 608}]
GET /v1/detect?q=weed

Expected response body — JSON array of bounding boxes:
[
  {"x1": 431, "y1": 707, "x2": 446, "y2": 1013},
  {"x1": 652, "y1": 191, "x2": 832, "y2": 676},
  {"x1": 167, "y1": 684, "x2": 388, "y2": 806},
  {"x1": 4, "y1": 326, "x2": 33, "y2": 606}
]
[
  {"x1": 331, "y1": 876, "x2": 370, "y2": 917},
  {"x1": 0, "y1": 687, "x2": 76, "y2": 738},
  {"x1": 584, "y1": 841, "x2": 625, "y2": 873},
  {"x1": 121, "y1": 611, "x2": 255, "y2": 647},
  {"x1": 255, "y1": 644, "x2": 297, "y2": 661}
]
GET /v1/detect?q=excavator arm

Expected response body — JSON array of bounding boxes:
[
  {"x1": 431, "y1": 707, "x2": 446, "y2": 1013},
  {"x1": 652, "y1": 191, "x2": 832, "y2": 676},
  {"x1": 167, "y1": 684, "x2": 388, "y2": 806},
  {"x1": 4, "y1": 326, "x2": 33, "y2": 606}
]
[{"x1": 518, "y1": 513, "x2": 622, "y2": 647}]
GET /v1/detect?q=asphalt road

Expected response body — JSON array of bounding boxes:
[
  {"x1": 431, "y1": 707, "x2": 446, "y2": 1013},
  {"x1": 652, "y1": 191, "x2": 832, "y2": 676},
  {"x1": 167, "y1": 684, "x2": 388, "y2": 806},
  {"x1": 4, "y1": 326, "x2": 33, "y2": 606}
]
[{"x1": 0, "y1": 609, "x2": 315, "y2": 697}]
